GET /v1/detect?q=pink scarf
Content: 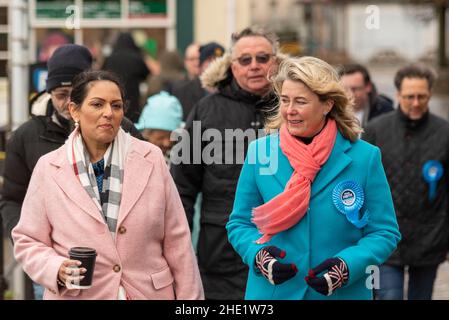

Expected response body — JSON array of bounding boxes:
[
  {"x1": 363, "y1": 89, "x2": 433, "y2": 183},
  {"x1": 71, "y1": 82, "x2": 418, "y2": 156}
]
[{"x1": 251, "y1": 119, "x2": 338, "y2": 244}]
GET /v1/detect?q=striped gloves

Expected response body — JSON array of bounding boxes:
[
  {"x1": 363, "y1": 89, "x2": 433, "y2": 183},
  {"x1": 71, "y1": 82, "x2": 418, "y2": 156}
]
[
  {"x1": 255, "y1": 246, "x2": 298, "y2": 285},
  {"x1": 305, "y1": 257, "x2": 349, "y2": 296},
  {"x1": 255, "y1": 247, "x2": 349, "y2": 295}
]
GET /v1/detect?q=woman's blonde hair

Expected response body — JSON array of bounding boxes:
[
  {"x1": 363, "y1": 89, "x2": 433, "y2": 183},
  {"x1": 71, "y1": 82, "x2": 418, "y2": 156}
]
[{"x1": 266, "y1": 56, "x2": 362, "y2": 141}]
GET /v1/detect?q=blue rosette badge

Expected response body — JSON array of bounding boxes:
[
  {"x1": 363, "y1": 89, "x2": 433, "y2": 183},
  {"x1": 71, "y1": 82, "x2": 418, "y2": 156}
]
[
  {"x1": 422, "y1": 160, "x2": 444, "y2": 202},
  {"x1": 332, "y1": 180, "x2": 370, "y2": 228}
]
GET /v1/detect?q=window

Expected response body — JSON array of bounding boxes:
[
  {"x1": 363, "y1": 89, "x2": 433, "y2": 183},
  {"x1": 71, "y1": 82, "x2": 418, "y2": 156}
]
[
  {"x1": 36, "y1": 0, "x2": 74, "y2": 19},
  {"x1": 129, "y1": 0, "x2": 167, "y2": 18},
  {"x1": 0, "y1": 34, "x2": 7, "y2": 51},
  {"x1": 83, "y1": 0, "x2": 121, "y2": 19},
  {"x1": 0, "y1": 6, "x2": 7, "y2": 25},
  {"x1": 0, "y1": 59, "x2": 6, "y2": 77}
]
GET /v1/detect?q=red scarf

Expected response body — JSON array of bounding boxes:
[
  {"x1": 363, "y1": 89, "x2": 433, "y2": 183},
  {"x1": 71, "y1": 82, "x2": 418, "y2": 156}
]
[{"x1": 252, "y1": 119, "x2": 338, "y2": 244}]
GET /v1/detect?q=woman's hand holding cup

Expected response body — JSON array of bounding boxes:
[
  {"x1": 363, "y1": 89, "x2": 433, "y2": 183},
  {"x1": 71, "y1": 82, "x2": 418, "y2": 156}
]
[{"x1": 58, "y1": 260, "x2": 87, "y2": 289}]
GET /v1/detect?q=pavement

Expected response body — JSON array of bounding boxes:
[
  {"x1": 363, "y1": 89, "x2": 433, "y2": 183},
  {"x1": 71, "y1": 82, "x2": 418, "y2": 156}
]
[{"x1": 432, "y1": 261, "x2": 449, "y2": 300}]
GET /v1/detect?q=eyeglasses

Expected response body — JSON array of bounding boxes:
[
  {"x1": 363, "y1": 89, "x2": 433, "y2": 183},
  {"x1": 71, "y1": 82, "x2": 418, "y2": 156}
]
[
  {"x1": 234, "y1": 53, "x2": 273, "y2": 66},
  {"x1": 52, "y1": 91, "x2": 72, "y2": 101},
  {"x1": 401, "y1": 94, "x2": 430, "y2": 103}
]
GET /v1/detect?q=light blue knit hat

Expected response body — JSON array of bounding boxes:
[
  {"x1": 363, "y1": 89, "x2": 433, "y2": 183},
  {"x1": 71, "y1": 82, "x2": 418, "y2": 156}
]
[{"x1": 135, "y1": 91, "x2": 183, "y2": 131}]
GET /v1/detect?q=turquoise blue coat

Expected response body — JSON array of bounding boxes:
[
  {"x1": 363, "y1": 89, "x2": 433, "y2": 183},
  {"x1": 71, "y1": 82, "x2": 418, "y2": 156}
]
[{"x1": 226, "y1": 131, "x2": 401, "y2": 300}]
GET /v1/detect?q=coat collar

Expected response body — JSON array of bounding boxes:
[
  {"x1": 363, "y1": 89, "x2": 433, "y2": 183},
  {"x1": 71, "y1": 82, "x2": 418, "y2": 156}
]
[
  {"x1": 51, "y1": 146, "x2": 105, "y2": 224},
  {"x1": 50, "y1": 138, "x2": 154, "y2": 227},
  {"x1": 268, "y1": 130, "x2": 352, "y2": 196},
  {"x1": 117, "y1": 143, "x2": 154, "y2": 226},
  {"x1": 311, "y1": 131, "x2": 352, "y2": 196}
]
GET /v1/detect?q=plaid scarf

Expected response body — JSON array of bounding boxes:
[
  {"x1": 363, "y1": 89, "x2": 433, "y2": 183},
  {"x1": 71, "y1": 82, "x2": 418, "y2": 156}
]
[{"x1": 67, "y1": 127, "x2": 131, "y2": 239}]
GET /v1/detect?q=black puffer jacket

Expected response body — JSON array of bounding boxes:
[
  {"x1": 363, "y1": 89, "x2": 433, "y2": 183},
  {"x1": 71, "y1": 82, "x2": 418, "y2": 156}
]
[
  {"x1": 363, "y1": 108, "x2": 449, "y2": 266},
  {"x1": 170, "y1": 55, "x2": 277, "y2": 300},
  {"x1": 0, "y1": 97, "x2": 143, "y2": 240}
]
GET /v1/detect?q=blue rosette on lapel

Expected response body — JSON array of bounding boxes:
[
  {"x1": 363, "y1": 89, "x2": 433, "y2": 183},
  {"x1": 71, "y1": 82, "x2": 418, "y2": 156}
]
[
  {"x1": 422, "y1": 160, "x2": 444, "y2": 202},
  {"x1": 332, "y1": 180, "x2": 370, "y2": 228}
]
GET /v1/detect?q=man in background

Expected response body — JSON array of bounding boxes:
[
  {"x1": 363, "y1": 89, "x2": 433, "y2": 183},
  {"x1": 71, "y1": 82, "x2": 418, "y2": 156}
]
[
  {"x1": 363, "y1": 64, "x2": 449, "y2": 300},
  {"x1": 339, "y1": 63, "x2": 394, "y2": 127},
  {"x1": 172, "y1": 42, "x2": 225, "y2": 121},
  {"x1": 171, "y1": 27, "x2": 280, "y2": 300},
  {"x1": 183, "y1": 43, "x2": 201, "y2": 81}
]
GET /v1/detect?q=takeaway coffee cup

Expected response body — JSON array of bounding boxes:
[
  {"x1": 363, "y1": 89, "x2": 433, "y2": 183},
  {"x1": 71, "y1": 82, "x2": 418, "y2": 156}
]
[{"x1": 68, "y1": 247, "x2": 97, "y2": 289}]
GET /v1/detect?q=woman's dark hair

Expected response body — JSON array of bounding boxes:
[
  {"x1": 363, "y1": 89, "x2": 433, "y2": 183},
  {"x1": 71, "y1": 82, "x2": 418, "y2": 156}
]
[{"x1": 70, "y1": 70, "x2": 127, "y2": 110}]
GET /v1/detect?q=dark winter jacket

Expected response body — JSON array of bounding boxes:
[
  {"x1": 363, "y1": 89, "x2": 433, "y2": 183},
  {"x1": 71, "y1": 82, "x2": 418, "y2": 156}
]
[
  {"x1": 172, "y1": 77, "x2": 207, "y2": 121},
  {"x1": 0, "y1": 96, "x2": 144, "y2": 240},
  {"x1": 368, "y1": 93, "x2": 394, "y2": 122},
  {"x1": 170, "y1": 54, "x2": 277, "y2": 299},
  {"x1": 363, "y1": 108, "x2": 449, "y2": 266}
]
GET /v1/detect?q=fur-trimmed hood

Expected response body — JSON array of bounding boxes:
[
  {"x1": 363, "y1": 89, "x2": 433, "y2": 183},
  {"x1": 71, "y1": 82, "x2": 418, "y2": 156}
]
[
  {"x1": 200, "y1": 54, "x2": 233, "y2": 90},
  {"x1": 30, "y1": 91, "x2": 52, "y2": 116}
]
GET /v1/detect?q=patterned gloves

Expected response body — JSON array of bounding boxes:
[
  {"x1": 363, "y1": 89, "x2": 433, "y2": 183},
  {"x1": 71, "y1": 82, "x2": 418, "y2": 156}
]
[
  {"x1": 255, "y1": 246, "x2": 298, "y2": 285},
  {"x1": 305, "y1": 257, "x2": 349, "y2": 296},
  {"x1": 255, "y1": 247, "x2": 349, "y2": 295}
]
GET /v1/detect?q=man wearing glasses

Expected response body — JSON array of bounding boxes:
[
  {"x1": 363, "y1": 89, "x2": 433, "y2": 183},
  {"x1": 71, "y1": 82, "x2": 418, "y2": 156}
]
[
  {"x1": 339, "y1": 63, "x2": 393, "y2": 128},
  {"x1": 171, "y1": 26, "x2": 280, "y2": 300},
  {"x1": 363, "y1": 64, "x2": 449, "y2": 300},
  {"x1": 183, "y1": 43, "x2": 201, "y2": 81}
]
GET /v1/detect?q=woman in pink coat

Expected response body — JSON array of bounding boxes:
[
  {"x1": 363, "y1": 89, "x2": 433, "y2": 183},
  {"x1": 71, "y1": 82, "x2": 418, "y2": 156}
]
[{"x1": 12, "y1": 70, "x2": 204, "y2": 300}]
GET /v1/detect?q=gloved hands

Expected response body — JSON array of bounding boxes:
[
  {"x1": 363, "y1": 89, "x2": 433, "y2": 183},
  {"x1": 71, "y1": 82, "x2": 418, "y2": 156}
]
[
  {"x1": 305, "y1": 257, "x2": 349, "y2": 296},
  {"x1": 255, "y1": 246, "x2": 298, "y2": 285}
]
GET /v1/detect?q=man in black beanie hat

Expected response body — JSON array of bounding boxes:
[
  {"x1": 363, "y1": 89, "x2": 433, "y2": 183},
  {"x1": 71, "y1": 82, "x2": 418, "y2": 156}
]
[
  {"x1": 46, "y1": 44, "x2": 93, "y2": 92},
  {"x1": 0, "y1": 44, "x2": 142, "y2": 300},
  {"x1": 44, "y1": 44, "x2": 93, "y2": 123}
]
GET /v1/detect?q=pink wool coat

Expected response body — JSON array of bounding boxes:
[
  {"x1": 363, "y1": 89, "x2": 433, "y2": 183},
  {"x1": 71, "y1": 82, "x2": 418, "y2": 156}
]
[{"x1": 12, "y1": 137, "x2": 204, "y2": 300}]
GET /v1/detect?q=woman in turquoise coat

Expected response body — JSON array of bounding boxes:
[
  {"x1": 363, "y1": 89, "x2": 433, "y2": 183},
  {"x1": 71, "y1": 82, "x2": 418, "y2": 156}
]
[{"x1": 226, "y1": 56, "x2": 401, "y2": 300}]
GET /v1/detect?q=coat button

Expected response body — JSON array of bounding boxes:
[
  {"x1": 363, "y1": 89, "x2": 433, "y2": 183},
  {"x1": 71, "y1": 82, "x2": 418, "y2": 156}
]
[
  {"x1": 113, "y1": 265, "x2": 121, "y2": 273},
  {"x1": 118, "y1": 226, "x2": 127, "y2": 234}
]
